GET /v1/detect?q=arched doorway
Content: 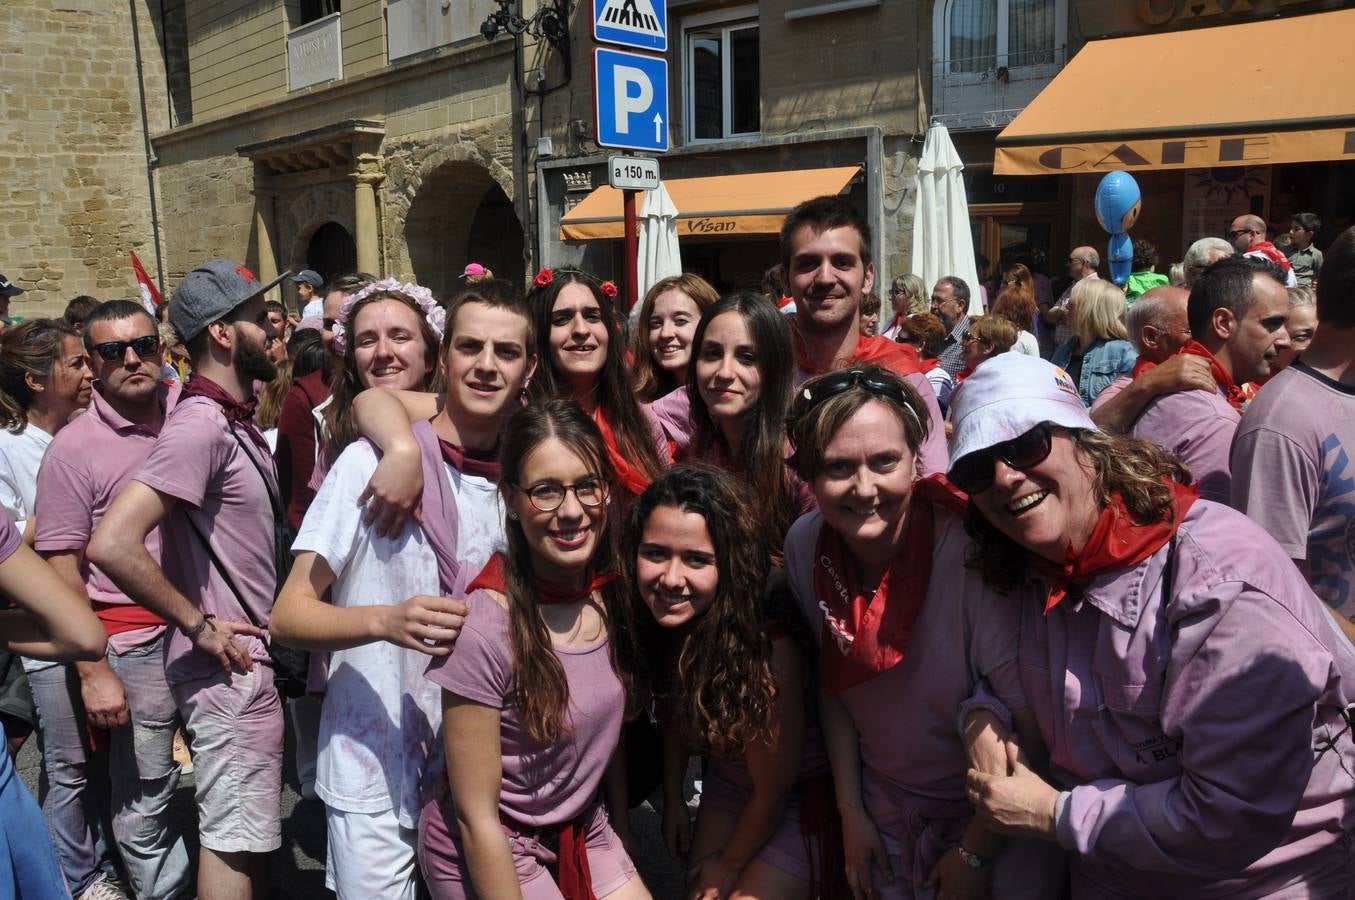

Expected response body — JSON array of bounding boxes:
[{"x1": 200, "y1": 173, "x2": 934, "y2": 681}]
[
  {"x1": 405, "y1": 161, "x2": 524, "y2": 297},
  {"x1": 307, "y1": 221, "x2": 357, "y2": 286}
]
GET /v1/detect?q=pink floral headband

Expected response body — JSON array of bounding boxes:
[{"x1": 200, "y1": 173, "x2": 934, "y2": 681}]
[{"x1": 331, "y1": 278, "x2": 446, "y2": 354}]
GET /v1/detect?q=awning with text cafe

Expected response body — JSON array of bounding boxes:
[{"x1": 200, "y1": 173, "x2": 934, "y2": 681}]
[
  {"x1": 993, "y1": 8, "x2": 1355, "y2": 176},
  {"x1": 558, "y1": 166, "x2": 861, "y2": 241}
]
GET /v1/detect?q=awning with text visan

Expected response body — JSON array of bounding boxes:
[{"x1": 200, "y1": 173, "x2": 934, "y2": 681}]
[
  {"x1": 558, "y1": 166, "x2": 862, "y2": 241},
  {"x1": 994, "y1": 9, "x2": 1355, "y2": 176}
]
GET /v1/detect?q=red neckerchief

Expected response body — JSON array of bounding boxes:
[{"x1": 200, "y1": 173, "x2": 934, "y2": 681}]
[
  {"x1": 1179, "y1": 340, "x2": 1245, "y2": 409},
  {"x1": 917, "y1": 356, "x2": 939, "y2": 373},
  {"x1": 1039, "y1": 480, "x2": 1198, "y2": 615},
  {"x1": 1131, "y1": 357, "x2": 1157, "y2": 379},
  {"x1": 954, "y1": 364, "x2": 975, "y2": 384},
  {"x1": 468, "y1": 551, "x2": 616, "y2": 605},
  {"x1": 812, "y1": 475, "x2": 967, "y2": 693},
  {"x1": 181, "y1": 373, "x2": 268, "y2": 452},
  {"x1": 437, "y1": 437, "x2": 500, "y2": 480},
  {"x1": 555, "y1": 821, "x2": 595, "y2": 900},
  {"x1": 791, "y1": 324, "x2": 923, "y2": 377},
  {"x1": 777, "y1": 295, "x2": 795, "y2": 309},
  {"x1": 592, "y1": 406, "x2": 652, "y2": 496},
  {"x1": 1247, "y1": 240, "x2": 1295, "y2": 272}
]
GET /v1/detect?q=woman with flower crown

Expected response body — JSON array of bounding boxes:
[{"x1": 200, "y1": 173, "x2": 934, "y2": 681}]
[{"x1": 528, "y1": 268, "x2": 669, "y2": 506}]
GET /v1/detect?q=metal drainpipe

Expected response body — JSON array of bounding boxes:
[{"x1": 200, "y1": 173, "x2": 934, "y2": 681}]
[{"x1": 128, "y1": 0, "x2": 167, "y2": 295}]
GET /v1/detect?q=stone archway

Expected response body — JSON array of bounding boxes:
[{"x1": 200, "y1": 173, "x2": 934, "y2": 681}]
[{"x1": 306, "y1": 221, "x2": 357, "y2": 286}]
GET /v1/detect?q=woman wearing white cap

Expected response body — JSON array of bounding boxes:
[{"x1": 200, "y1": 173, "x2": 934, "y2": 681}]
[
  {"x1": 951, "y1": 352, "x2": 1355, "y2": 898},
  {"x1": 782, "y1": 365, "x2": 1064, "y2": 900}
]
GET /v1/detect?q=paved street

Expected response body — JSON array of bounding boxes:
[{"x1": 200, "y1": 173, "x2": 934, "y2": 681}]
[{"x1": 16, "y1": 728, "x2": 687, "y2": 898}]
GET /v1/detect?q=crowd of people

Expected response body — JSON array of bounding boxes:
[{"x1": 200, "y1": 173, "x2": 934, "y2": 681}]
[{"x1": 0, "y1": 194, "x2": 1353, "y2": 900}]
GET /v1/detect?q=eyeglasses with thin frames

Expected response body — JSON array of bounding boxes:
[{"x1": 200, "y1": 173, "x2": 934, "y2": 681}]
[{"x1": 511, "y1": 479, "x2": 608, "y2": 512}]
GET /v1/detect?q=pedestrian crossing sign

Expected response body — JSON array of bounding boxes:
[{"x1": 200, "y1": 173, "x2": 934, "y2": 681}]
[{"x1": 593, "y1": 0, "x2": 667, "y2": 52}]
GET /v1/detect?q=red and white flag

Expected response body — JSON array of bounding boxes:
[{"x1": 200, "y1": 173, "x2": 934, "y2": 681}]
[{"x1": 131, "y1": 250, "x2": 162, "y2": 314}]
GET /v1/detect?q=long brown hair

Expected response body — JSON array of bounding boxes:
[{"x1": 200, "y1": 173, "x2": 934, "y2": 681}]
[
  {"x1": 498, "y1": 399, "x2": 640, "y2": 743},
  {"x1": 630, "y1": 273, "x2": 719, "y2": 402},
  {"x1": 0, "y1": 319, "x2": 77, "y2": 433},
  {"x1": 624, "y1": 464, "x2": 786, "y2": 758},
  {"x1": 964, "y1": 428, "x2": 1191, "y2": 592},
  {"x1": 528, "y1": 271, "x2": 666, "y2": 488},
  {"x1": 324, "y1": 289, "x2": 443, "y2": 459}
]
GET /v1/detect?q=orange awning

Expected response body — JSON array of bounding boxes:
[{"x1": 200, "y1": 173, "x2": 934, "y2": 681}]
[
  {"x1": 559, "y1": 166, "x2": 861, "y2": 240},
  {"x1": 995, "y1": 9, "x2": 1355, "y2": 175}
]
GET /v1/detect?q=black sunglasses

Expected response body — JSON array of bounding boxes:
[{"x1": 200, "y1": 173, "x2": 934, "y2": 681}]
[
  {"x1": 92, "y1": 335, "x2": 160, "y2": 362},
  {"x1": 801, "y1": 368, "x2": 909, "y2": 409},
  {"x1": 950, "y1": 422, "x2": 1054, "y2": 495}
]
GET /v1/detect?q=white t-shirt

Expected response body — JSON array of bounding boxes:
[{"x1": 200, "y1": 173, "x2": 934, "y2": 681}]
[
  {"x1": 294, "y1": 439, "x2": 502, "y2": 827},
  {"x1": 1013, "y1": 330, "x2": 1040, "y2": 357},
  {"x1": 0, "y1": 425, "x2": 58, "y2": 675}
]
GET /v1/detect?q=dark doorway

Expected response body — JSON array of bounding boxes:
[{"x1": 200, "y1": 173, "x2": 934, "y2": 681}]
[
  {"x1": 406, "y1": 162, "x2": 525, "y2": 297},
  {"x1": 306, "y1": 221, "x2": 357, "y2": 287},
  {"x1": 466, "y1": 184, "x2": 526, "y2": 289}
]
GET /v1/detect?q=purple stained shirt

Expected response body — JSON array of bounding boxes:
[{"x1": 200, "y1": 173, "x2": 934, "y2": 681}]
[
  {"x1": 1232, "y1": 361, "x2": 1355, "y2": 624},
  {"x1": 783, "y1": 509, "x2": 1025, "y2": 840},
  {"x1": 424, "y1": 590, "x2": 624, "y2": 829},
  {"x1": 1131, "y1": 387, "x2": 1240, "y2": 505},
  {"x1": 134, "y1": 397, "x2": 278, "y2": 685},
  {"x1": 1020, "y1": 500, "x2": 1355, "y2": 897}
]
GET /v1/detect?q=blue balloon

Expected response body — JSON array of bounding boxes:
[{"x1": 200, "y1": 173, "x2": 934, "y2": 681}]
[
  {"x1": 1107, "y1": 232, "x2": 1133, "y2": 286},
  {"x1": 1094, "y1": 171, "x2": 1142, "y2": 234}
]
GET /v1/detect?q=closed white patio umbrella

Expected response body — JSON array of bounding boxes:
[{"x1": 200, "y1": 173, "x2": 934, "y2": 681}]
[
  {"x1": 911, "y1": 123, "x2": 980, "y2": 306},
  {"x1": 634, "y1": 181, "x2": 682, "y2": 318}
]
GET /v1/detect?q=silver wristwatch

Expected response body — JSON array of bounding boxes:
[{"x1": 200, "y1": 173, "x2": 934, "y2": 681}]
[{"x1": 957, "y1": 846, "x2": 989, "y2": 869}]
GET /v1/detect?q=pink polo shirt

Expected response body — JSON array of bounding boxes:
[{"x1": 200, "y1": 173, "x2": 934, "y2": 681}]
[
  {"x1": 1022, "y1": 501, "x2": 1355, "y2": 897},
  {"x1": 36, "y1": 382, "x2": 180, "y2": 653},
  {"x1": 134, "y1": 396, "x2": 278, "y2": 686},
  {"x1": 1131, "y1": 387, "x2": 1240, "y2": 505}
]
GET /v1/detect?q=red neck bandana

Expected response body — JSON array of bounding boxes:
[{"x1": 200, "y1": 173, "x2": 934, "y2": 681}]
[
  {"x1": 593, "y1": 406, "x2": 652, "y2": 497},
  {"x1": 437, "y1": 437, "x2": 500, "y2": 480},
  {"x1": 1040, "y1": 480, "x2": 1198, "y2": 614},
  {"x1": 182, "y1": 374, "x2": 268, "y2": 451},
  {"x1": 792, "y1": 326, "x2": 923, "y2": 377},
  {"x1": 1130, "y1": 357, "x2": 1158, "y2": 379},
  {"x1": 812, "y1": 475, "x2": 967, "y2": 693},
  {"x1": 1179, "y1": 340, "x2": 1245, "y2": 409},
  {"x1": 467, "y1": 551, "x2": 616, "y2": 606},
  {"x1": 1247, "y1": 240, "x2": 1295, "y2": 272}
]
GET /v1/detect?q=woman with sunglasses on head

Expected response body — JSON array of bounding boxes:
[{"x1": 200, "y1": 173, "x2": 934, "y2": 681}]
[
  {"x1": 784, "y1": 364, "x2": 1063, "y2": 900},
  {"x1": 626, "y1": 465, "x2": 835, "y2": 900},
  {"x1": 951, "y1": 353, "x2": 1355, "y2": 899},
  {"x1": 417, "y1": 399, "x2": 650, "y2": 900},
  {"x1": 530, "y1": 269, "x2": 668, "y2": 504}
]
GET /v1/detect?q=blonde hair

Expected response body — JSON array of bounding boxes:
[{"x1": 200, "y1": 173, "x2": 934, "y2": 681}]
[
  {"x1": 967, "y1": 315, "x2": 1018, "y2": 355},
  {"x1": 1072, "y1": 278, "x2": 1128, "y2": 347},
  {"x1": 891, "y1": 274, "x2": 928, "y2": 316},
  {"x1": 256, "y1": 358, "x2": 293, "y2": 431}
]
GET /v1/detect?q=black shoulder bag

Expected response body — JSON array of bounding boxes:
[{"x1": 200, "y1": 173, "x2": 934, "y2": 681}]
[{"x1": 183, "y1": 427, "x2": 308, "y2": 698}]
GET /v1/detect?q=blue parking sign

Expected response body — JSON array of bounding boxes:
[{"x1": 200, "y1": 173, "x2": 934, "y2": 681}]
[
  {"x1": 593, "y1": 48, "x2": 669, "y2": 153},
  {"x1": 593, "y1": 0, "x2": 667, "y2": 52}
]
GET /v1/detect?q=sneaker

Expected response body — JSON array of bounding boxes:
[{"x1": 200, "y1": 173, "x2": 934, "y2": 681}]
[{"x1": 78, "y1": 875, "x2": 129, "y2": 900}]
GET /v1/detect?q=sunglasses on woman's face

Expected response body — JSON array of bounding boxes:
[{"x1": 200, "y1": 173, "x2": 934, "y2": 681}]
[{"x1": 949, "y1": 422, "x2": 1054, "y2": 494}]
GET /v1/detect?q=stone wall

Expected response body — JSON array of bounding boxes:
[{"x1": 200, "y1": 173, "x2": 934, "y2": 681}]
[{"x1": 0, "y1": 0, "x2": 169, "y2": 318}]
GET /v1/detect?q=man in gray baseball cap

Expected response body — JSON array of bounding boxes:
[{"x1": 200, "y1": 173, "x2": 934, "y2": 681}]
[{"x1": 90, "y1": 257, "x2": 287, "y2": 900}]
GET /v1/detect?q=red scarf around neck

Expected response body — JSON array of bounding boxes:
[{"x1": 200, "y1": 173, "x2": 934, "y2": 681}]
[
  {"x1": 437, "y1": 437, "x2": 500, "y2": 480},
  {"x1": 467, "y1": 551, "x2": 616, "y2": 605},
  {"x1": 1040, "y1": 480, "x2": 1198, "y2": 614},
  {"x1": 812, "y1": 475, "x2": 967, "y2": 693},
  {"x1": 1179, "y1": 340, "x2": 1245, "y2": 409},
  {"x1": 792, "y1": 325, "x2": 923, "y2": 377},
  {"x1": 592, "y1": 406, "x2": 653, "y2": 497},
  {"x1": 181, "y1": 373, "x2": 268, "y2": 451}
]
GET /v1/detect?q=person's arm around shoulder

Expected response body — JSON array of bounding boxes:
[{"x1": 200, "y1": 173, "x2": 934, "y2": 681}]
[
  {"x1": 443, "y1": 690, "x2": 520, "y2": 899},
  {"x1": 270, "y1": 551, "x2": 466, "y2": 654},
  {"x1": 350, "y1": 387, "x2": 437, "y2": 536},
  {"x1": 1090, "y1": 355, "x2": 1216, "y2": 434},
  {"x1": 88, "y1": 481, "x2": 261, "y2": 674},
  {"x1": 0, "y1": 543, "x2": 106, "y2": 662},
  {"x1": 688, "y1": 637, "x2": 808, "y2": 897}
]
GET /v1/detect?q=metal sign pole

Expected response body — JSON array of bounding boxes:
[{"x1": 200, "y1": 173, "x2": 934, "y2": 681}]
[{"x1": 623, "y1": 156, "x2": 639, "y2": 312}]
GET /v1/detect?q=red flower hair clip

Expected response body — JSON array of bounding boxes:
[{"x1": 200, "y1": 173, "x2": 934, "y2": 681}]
[
  {"x1": 600, "y1": 280, "x2": 618, "y2": 299},
  {"x1": 533, "y1": 267, "x2": 554, "y2": 287}
]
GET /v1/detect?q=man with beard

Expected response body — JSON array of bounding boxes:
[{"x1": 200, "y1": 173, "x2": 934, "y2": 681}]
[
  {"x1": 90, "y1": 260, "x2": 285, "y2": 900},
  {"x1": 35, "y1": 300, "x2": 190, "y2": 900}
]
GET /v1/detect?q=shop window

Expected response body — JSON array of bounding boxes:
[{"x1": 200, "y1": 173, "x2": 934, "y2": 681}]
[
  {"x1": 294, "y1": 0, "x2": 340, "y2": 27},
  {"x1": 683, "y1": 7, "x2": 759, "y2": 143}
]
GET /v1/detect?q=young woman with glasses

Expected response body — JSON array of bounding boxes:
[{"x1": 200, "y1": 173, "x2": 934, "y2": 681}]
[
  {"x1": 783, "y1": 365, "x2": 1064, "y2": 900},
  {"x1": 950, "y1": 353, "x2": 1355, "y2": 898},
  {"x1": 417, "y1": 399, "x2": 650, "y2": 900}
]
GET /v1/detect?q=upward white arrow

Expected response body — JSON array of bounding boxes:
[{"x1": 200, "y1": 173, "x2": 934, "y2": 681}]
[{"x1": 653, "y1": 111, "x2": 663, "y2": 143}]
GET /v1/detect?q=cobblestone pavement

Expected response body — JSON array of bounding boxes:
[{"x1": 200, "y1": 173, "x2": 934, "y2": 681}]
[{"x1": 16, "y1": 729, "x2": 687, "y2": 898}]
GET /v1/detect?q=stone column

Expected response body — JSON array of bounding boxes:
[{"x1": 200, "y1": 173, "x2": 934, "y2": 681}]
[
  {"x1": 351, "y1": 155, "x2": 384, "y2": 277},
  {"x1": 251, "y1": 162, "x2": 280, "y2": 301}
]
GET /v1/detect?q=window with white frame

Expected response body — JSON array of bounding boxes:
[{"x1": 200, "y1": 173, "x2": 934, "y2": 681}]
[
  {"x1": 683, "y1": 7, "x2": 759, "y2": 142},
  {"x1": 944, "y1": 0, "x2": 1063, "y2": 75}
]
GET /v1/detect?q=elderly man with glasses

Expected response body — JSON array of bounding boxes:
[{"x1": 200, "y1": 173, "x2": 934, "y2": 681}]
[
  {"x1": 1038, "y1": 246, "x2": 1098, "y2": 358},
  {"x1": 1228, "y1": 214, "x2": 1298, "y2": 287}
]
